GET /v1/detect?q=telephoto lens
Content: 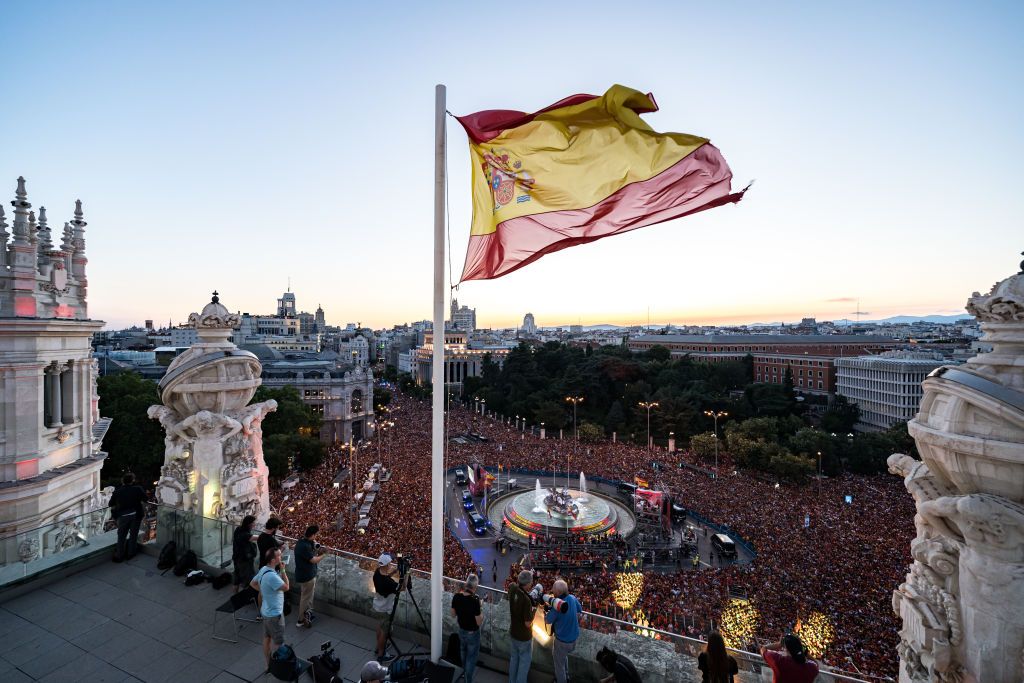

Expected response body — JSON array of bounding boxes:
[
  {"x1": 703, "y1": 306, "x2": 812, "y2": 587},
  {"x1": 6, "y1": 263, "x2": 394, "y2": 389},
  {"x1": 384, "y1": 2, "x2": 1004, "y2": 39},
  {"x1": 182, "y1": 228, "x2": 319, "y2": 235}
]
[{"x1": 543, "y1": 594, "x2": 569, "y2": 614}]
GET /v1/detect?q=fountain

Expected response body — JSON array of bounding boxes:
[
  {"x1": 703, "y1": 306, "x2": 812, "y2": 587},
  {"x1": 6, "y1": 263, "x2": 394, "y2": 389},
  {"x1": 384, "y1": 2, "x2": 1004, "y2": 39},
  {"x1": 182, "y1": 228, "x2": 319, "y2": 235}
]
[
  {"x1": 495, "y1": 476, "x2": 634, "y2": 540},
  {"x1": 579, "y1": 472, "x2": 589, "y2": 502}
]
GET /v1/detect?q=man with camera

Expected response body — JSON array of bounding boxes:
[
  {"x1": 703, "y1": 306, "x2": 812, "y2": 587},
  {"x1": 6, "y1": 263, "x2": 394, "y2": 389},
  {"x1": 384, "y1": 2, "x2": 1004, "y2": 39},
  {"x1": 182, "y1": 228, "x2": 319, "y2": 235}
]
[
  {"x1": 251, "y1": 547, "x2": 290, "y2": 669},
  {"x1": 373, "y1": 553, "x2": 400, "y2": 662},
  {"x1": 507, "y1": 569, "x2": 536, "y2": 683},
  {"x1": 450, "y1": 573, "x2": 484, "y2": 683},
  {"x1": 544, "y1": 579, "x2": 582, "y2": 683},
  {"x1": 295, "y1": 524, "x2": 325, "y2": 628}
]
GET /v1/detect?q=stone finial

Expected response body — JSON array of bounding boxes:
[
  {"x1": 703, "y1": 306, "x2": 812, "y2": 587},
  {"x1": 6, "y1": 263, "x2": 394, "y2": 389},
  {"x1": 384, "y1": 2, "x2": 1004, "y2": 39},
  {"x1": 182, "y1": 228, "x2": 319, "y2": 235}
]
[
  {"x1": 0, "y1": 205, "x2": 8, "y2": 242},
  {"x1": 27, "y1": 210, "x2": 38, "y2": 246},
  {"x1": 70, "y1": 199, "x2": 86, "y2": 254},
  {"x1": 10, "y1": 177, "x2": 31, "y2": 245},
  {"x1": 61, "y1": 221, "x2": 74, "y2": 253},
  {"x1": 14, "y1": 176, "x2": 28, "y2": 207},
  {"x1": 36, "y1": 205, "x2": 53, "y2": 255}
]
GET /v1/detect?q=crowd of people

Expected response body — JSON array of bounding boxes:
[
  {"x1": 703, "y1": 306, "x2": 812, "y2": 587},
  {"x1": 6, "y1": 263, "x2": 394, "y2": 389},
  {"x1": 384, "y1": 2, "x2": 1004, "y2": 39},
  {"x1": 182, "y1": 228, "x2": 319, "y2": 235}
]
[{"x1": 271, "y1": 388, "x2": 913, "y2": 678}]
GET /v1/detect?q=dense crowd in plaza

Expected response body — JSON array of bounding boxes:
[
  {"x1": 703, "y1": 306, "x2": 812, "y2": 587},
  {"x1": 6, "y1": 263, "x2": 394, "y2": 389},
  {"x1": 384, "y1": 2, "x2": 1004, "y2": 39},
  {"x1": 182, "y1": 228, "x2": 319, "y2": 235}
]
[{"x1": 272, "y1": 389, "x2": 914, "y2": 677}]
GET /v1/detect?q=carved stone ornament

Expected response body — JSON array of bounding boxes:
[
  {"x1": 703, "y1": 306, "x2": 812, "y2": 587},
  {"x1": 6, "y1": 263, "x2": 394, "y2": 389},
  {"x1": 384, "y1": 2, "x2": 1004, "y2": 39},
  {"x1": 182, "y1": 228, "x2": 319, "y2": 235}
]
[
  {"x1": 965, "y1": 256, "x2": 1024, "y2": 322},
  {"x1": 54, "y1": 427, "x2": 71, "y2": 443},
  {"x1": 17, "y1": 538, "x2": 39, "y2": 563},
  {"x1": 186, "y1": 291, "x2": 241, "y2": 330}
]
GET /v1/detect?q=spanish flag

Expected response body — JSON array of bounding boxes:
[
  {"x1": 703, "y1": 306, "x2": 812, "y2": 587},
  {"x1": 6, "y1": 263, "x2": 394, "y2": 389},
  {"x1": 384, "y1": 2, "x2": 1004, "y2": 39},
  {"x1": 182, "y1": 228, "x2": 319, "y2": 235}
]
[{"x1": 456, "y1": 84, "x2": 746, "y2": 282}]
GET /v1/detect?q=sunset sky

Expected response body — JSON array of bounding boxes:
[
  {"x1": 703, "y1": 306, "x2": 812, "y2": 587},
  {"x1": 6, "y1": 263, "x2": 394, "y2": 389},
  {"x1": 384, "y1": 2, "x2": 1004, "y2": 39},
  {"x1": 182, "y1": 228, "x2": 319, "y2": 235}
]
[{"x1": 2, "y1": 1, "x2": 1020, "y2": 330}]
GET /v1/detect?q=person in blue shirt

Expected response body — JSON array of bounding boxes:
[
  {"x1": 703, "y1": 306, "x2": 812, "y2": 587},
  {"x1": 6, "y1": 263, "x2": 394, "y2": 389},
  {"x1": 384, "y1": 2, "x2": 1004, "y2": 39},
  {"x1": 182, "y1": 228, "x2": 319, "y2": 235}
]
[
  {"x1": 544, "y1": 579, "x2": 582, "y2": 683},
  {"x1": 250, "y1": 547, "x2": 290, "y2": 669}
]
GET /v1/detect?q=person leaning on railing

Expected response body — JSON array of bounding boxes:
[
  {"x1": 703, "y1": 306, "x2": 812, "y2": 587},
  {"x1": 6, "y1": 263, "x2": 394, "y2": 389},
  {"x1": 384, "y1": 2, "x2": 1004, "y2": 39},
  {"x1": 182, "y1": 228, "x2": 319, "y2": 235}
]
[
  {"x1": 698, "y1": 632, "x2": 738, "y2": 683},
  {"x1": 760, "y1": 634, "x2": 818, "y2": 683},
  {"x1": 295, "y1": 524, "x2": 325, "y2": 628},
  {"x1": 451, "y1": 573, "x2": 484, "y2": 683}
]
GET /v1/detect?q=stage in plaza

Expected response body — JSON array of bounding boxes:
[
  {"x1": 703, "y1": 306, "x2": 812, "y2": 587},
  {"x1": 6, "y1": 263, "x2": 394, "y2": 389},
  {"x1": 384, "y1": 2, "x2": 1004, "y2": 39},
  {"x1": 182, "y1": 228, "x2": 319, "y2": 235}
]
[{"x1": 487, "y1": 482, "x2": 636, "y2": 540}]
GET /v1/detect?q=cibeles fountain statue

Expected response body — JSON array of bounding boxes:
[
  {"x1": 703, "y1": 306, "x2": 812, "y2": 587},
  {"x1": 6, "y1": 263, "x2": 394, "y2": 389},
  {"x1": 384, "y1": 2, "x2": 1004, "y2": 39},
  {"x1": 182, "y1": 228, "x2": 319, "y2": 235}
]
[
  {"x1": 149, "y1": 292, "x2": 277, "y2": 557},
  {"x1": 890, "y1": 254, "x2": 1024, "y2": 683}
]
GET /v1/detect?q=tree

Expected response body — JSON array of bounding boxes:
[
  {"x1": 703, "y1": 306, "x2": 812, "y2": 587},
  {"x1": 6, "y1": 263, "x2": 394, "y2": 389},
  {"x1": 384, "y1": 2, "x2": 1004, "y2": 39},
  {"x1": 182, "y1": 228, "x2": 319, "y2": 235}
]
[
  {"x1": 767, "y1": 450, "x2": 815, "y2": 483},
  {"x1": 689, "y1": 432, "x2": 719, "y2": 462},
  {"x1": 382, "y1": 365, "x2": 398, "y2": 382},
  {"x1": 821, "y1": 395, "x2": 859, "y2": 434},
  {"x1": 263, "y1": 434, "x2": 293, "y2": 481},
  {"x1": 577, "y1": 421, "x2": 604, "y2": 442},
  {"x1": 253, "y1": 385, "x2": 321, "y2": 438},
  {"x1": 97, "y1": 372, "x2": 165, "y2": 486},
  {"x1": 533, "y1": 400, "x2": 567, "y2": 430},
  {"x1": 644, "y1": 345, "x2": 671, "y2": 362},
  {"x1": 787, "y1": 428, "x2": 842, "y2": 475},
  {"x1": 375, "y1": 388, "x2": 393, "y2": 409}
]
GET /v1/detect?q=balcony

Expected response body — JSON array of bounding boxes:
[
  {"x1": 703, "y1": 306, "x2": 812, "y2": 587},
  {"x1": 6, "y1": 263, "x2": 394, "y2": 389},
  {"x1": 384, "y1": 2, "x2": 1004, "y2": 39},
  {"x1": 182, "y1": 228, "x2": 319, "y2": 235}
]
[{"x1": 0, "y1": 507, "x2": 875, "y2": 682}]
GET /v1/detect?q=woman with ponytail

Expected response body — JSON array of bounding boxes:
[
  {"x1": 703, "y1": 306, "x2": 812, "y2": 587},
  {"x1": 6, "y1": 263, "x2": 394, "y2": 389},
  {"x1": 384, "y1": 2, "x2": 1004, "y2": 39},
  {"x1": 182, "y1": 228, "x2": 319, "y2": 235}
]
[
  {"x1": 760, "y1": 633, "x2": 819, "y2": 683},
  {"x1": 697, "y1": 632, "x2": 738, "y2": 683}
]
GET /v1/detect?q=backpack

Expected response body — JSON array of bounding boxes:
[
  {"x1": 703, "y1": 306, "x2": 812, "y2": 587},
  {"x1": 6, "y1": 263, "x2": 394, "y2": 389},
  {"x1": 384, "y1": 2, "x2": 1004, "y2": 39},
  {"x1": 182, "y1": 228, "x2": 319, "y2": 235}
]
[
  {"x1": 210, "y1": 572, "x2": 232, "y2": 589},
  {"x1": 310, "y1": 649, "x2": 341, "y2": 682},
  {"x1": 270, "y1": 644, "x2": 300, "y2": 679},
  {"x1": 184, "y1": 570, "x2": 207, "y2": 586},
  {"x1": 157, "y1": 541, "x2": 177, "y2": 570},
  {"x1": 173, "y1": 549, "x2": 198, "y2": 577}
]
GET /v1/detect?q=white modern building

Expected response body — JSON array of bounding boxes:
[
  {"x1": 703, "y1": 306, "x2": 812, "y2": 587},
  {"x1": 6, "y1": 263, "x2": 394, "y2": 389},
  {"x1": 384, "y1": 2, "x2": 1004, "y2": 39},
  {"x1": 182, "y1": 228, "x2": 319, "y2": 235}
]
[
  {"x1": 836, "y1": 350, "x2": 948, "y2": 430},
  {"x1": 0, "y1": 177, "x2": 111, "y2": 563},
  {"x1": 521, "y1": 313, "x2": 537, "y2": 335}
]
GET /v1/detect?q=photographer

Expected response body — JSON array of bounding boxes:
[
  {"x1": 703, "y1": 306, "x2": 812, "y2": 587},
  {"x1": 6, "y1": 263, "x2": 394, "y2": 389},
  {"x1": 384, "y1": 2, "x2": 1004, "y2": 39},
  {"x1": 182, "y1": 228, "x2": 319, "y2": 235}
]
[
  {"x1": 372, "y1": 553, "x2": 400, "y2": 662},
  {"x1": 507, "y1": 570, "x2": 536, "y2": 683},
  {"x1": 257, "y1": 517, "x2": 286, "y2": 568},
  {"x1": 760, "y1": 634, "x2": 818, "y2": 683},
  {"x1": 450, "y1": 573, "x2": 483, "y2": 683},
  {"x1": 295, "y1": 524, "x2": 325, "y2": 628},
  {"x1": 544, "y1": 579, "x2": 581, "y2": 683},
  {"x1": 250, "y1": 547, "x2": 290, "y2": 669}
]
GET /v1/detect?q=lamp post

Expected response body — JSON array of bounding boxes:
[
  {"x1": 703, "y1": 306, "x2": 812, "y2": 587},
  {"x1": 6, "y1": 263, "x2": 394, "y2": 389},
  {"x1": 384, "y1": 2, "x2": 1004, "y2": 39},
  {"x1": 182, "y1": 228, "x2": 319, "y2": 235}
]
[
  {"x1": 638, "y1": 401, "x2": 659, "y2": 450},
  {"x1": 480, "y1": 398, "x2": 486, "y2": 416},
  {"x1": 565, "y1": 396, "x2": 584, "y2": 441},
  {"x1": 703, "y1": 410, "x2": 728, "y2": 475},
  {"x1": 817, "y1": 450, "x2": 823, "y2": 500}
]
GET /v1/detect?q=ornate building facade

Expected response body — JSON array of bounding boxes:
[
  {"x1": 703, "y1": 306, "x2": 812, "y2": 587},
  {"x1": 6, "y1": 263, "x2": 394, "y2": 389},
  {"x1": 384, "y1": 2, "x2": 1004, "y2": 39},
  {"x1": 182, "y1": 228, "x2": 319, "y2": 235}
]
[
  {"x1": 890, "y1": 255, "x2": 1024, "y2": 682},
  {"x1": 0, "y1": 177, "x2": 110, "y2": 563}
]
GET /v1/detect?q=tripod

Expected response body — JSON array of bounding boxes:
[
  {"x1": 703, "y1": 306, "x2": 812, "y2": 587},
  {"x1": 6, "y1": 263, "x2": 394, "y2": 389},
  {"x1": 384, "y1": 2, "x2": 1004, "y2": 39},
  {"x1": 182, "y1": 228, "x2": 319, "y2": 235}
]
[{"x1": 383, "y1": 570, "x2": 430, "y2": 658}]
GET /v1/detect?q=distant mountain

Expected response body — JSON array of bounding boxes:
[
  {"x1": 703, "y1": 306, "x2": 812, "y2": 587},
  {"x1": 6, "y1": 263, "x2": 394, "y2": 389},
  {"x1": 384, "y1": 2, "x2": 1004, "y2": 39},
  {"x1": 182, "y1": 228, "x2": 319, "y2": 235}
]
[{"x1": 833, "y1": 314, "x2": 972, "y2": 325}]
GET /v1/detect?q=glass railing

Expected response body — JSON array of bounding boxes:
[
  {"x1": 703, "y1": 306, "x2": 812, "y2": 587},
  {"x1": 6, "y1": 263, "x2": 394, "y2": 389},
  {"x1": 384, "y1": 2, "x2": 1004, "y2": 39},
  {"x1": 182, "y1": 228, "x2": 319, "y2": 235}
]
[
  {"x1": 2, "y1": 504, "x2": 879, "y2": 682},
  {"x1": 0, "y1": 502, "x2": 160, "y2": 587}
]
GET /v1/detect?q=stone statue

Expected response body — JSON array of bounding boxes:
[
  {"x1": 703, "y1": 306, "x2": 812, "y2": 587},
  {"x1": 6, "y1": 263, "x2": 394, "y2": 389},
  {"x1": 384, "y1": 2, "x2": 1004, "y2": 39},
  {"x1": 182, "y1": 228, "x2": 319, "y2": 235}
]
[
  {"x1": 149, "y1": 292, "x2": 275, "y2": 553},
  {"x1": 172, "y1": 410, "x2": 242, "y2": 487},
  {"x1": 892, "y1": 256, "x2": 1024, "y2": 683}
]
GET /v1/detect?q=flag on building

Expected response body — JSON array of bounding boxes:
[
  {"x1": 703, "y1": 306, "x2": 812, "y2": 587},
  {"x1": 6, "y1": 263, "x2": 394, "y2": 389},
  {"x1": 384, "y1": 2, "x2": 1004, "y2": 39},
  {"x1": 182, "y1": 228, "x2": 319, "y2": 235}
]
[{"x1": 456, "y1": 84, "x2": 746, "y2": 282}]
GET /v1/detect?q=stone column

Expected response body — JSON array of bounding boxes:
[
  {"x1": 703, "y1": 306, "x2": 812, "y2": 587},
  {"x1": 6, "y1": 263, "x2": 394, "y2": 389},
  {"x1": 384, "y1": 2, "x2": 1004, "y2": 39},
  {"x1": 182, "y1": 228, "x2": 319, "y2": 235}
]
[
  {"x1": 47, "y1": 363, "x2": 63, "y2": 428},
  {"x1": 60, "y1": 361, "x2": 75, "y2": 424}
]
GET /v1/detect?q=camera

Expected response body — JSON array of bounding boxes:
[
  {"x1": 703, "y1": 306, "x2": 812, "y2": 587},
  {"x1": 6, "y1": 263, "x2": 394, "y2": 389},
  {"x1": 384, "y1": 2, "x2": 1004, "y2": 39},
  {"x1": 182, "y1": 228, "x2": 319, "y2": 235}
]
[
  {"x1": 395, "y1": 553, "x2": 412, "y2": 578},
  {"x1": 528, "y1": 583, "x2": 568, "y2": 614}
]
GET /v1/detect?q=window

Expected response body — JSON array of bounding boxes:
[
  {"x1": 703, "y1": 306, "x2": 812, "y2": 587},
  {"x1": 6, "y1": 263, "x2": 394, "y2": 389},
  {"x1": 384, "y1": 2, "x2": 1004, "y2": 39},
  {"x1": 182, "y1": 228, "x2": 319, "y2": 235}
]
[{"x1": 818, "y1": 381, "x2": 823, "y2": 389}]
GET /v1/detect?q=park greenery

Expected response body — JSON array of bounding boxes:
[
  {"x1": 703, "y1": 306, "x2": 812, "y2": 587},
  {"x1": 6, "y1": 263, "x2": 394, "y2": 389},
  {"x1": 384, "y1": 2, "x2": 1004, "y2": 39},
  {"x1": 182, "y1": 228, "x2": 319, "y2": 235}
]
[
  {"x1": 443, "y1": 341, "x2": 916, "y2": 481},
  {"x1": 98, "y1": 374, "x2": 325, "y2": 487}
]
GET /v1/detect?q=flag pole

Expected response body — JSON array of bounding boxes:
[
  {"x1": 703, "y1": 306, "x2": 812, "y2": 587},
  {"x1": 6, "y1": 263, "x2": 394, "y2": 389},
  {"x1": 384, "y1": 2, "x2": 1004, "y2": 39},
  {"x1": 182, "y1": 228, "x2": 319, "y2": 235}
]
[{"x1": 430, "y1": 83, "x2": 446, "y2": 663}]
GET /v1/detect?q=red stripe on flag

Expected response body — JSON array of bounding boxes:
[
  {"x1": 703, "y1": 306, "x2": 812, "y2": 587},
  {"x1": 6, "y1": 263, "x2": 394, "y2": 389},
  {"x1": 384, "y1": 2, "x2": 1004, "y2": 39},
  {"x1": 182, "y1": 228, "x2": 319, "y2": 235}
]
[{"x1": 460, "y1": 144, "x2": 744, "y2": 282}]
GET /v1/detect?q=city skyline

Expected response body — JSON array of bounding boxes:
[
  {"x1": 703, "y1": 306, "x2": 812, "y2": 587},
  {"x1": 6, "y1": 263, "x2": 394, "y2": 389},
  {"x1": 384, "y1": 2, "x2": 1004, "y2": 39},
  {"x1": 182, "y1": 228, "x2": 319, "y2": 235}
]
[{"x1": 2, "y1": 1, "x2": 1021, "y2": 331}]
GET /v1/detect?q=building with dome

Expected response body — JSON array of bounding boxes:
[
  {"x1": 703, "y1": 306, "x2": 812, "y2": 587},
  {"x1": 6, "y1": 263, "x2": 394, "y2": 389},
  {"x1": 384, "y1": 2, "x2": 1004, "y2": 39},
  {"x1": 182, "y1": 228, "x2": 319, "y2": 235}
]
[{"x1": 0, "y1": 177, "x2": 111, "y2": 564}]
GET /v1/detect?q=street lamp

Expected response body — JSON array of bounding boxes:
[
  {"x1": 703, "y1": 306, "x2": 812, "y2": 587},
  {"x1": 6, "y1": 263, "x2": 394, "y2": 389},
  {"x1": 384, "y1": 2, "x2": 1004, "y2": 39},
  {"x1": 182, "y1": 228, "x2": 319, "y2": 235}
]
[
  {"x1": 565, "y1": 396, "x2": 584, "y2": 441},
  {"x1": 817, "y1": 450, "x2": 823, "y2": 500},
  {"x1": 638, "y1": 401, "x2": 659, "y2": 450},
  {"x1": 703, "y1": 410, "x2": 728, "y2": 475},
  {"x1": 481, "y1": 398, "x2": 486, "y2": 417}
]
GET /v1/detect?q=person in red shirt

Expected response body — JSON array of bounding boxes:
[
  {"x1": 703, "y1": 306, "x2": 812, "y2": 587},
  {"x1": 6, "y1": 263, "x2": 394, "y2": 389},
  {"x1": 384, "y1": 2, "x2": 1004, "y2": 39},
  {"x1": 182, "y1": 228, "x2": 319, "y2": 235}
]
[{"x1": 760, "y1": 634, "x2": 819, "y2": 683}]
